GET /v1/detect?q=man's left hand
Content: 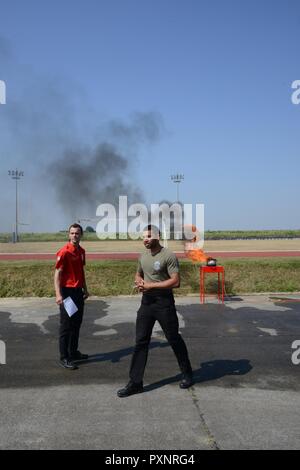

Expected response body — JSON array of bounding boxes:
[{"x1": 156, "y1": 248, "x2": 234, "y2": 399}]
[
  {"x1": 83, "y1": 290, "x2": 89, "y2": 300},
  {"x1": 137, "y1": 280, "x2": 153, "y2": 292}
]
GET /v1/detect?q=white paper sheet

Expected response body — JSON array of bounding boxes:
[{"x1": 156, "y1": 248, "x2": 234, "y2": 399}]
[{"x1": 63, "y1": 296, "x2": 78, "y2": 317}]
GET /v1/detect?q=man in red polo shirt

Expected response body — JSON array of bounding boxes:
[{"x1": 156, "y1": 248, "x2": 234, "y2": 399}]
[{"x1": 54, "y1": 223, "x2": 89, "y2": 370}]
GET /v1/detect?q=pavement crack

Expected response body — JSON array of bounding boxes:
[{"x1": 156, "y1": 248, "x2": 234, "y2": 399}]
[{"x1": 189, "y1": 387, "x2": 220, "y2": 450}]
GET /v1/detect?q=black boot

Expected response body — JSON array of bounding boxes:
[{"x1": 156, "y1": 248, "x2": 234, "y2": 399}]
[
  {"x1": 117, "y1": 381, "x2": 144, "y2": 397},
  {"x1": 59, "y1": 358, "x2": 78, "y2": 370},
  {"x1": 70, "y1": 351, "x2": 89, "y2": 361},
  {"x1": 179, "y1": 373, "x2": 194, "y2": 389}
]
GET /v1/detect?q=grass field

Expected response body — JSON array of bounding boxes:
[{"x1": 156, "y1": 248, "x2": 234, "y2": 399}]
[
  {"x1": 0, "y1": 238, "x2": 299, "y2": 253},
  {"x1": 0, "y1": 235, "x2": 299, "y2": 297},
  {"x1": 0, "y1": 258, "x2": 299, "y2": 297}
]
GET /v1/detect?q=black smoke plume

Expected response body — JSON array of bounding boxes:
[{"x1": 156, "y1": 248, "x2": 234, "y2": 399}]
[{"x1": 48, "y1": 112, "x2": 163, "y2": 221}]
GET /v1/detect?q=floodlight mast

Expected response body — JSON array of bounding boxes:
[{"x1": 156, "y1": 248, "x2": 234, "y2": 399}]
[
  {"x1": 170, "y1": 173, "x2": 184, "y2": 202},
  {"x1": 8, "y1": 169, "x2": 24, "y2": 242}
]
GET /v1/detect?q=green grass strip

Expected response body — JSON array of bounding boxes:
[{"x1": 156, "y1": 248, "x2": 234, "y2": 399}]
[{"x1": 0, "y1": 258, "x2": 299, "y2": 297}]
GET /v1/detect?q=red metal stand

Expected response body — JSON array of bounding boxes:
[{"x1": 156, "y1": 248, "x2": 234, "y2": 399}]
[{"x1": 200, "y1": 266, "x2": 225, "y2": 303}]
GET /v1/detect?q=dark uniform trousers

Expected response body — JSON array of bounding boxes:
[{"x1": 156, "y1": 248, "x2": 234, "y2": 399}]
[
  {"x1": 129, "y1": 293, "x2": 192, "y2": 383},
  {"x1": 59, "y1": 287, "x2": 84, "y2": 360}
]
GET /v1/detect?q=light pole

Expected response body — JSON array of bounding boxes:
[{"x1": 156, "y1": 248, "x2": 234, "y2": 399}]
[
  {"x1": 8, "y1": 169, "x2": 24, "y2": 242},
  {"x1": 170, "y1": 173, "x2": 184, "y2": 202}
]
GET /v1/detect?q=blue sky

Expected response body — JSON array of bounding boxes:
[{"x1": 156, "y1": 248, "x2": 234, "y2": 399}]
[{"x1": 0, "y1": 0, "x2": 300, "y2": 231}]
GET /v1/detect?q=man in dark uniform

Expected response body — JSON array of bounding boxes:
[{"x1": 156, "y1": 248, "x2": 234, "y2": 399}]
[
  {"x1": 54, "y1": 223, "x2": 89, "y2": 370},
  {"x1": 117, "y1": 225, "x2": 193, "y2": 397}
]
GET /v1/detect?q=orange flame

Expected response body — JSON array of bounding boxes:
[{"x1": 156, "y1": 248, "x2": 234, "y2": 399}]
[
  {"x1": 185, "y1": 247, "x2": 208, "y2": 263},
  {"x1": 183, "y1": 224, "x2": 208, "y2": 263}
]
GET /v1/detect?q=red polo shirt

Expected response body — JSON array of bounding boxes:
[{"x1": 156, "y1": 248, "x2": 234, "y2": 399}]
[{"x1": 55, "y1": 242, "x2": 86, "y2": 288}]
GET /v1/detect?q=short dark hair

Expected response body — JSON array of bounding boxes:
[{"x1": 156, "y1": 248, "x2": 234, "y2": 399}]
[
  {"x1": 68, "y1": 223, "x2": 83, "y2": 235},
  {"x1": 144, "y1": 224, "x2": 161, "y2": 237}
]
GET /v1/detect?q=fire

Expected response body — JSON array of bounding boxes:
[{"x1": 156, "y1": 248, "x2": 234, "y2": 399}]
[
  {"x1": 183, "y1": 224, "x2": 208, "y2": 263},
  {"x1": 185, "y1": 248, "x2": 208, "y2": 263}
]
